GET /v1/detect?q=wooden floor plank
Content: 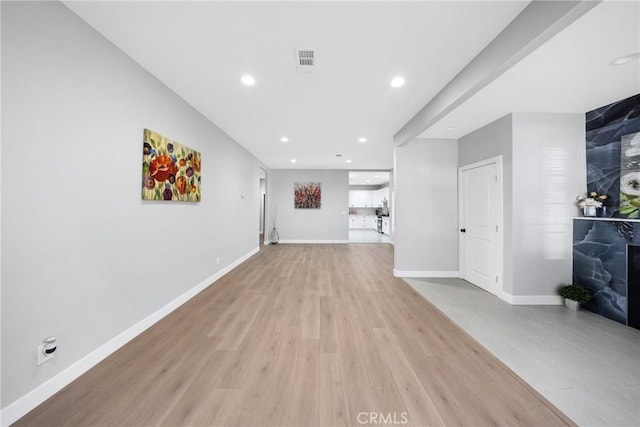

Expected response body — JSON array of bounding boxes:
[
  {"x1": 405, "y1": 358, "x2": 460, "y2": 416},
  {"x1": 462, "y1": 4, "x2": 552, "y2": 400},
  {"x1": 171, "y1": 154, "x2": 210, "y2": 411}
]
[
  {"x1": 285, "y1": 338, "x2": 319, "y2": 426},
  {"x1": 161, "y1": 387, "x2": 240, "y2": 427},
  {"x1": 319, "y1": 295, "x2": 339, "y2": 355},
  {"x1": 318, "y1": 353, "x2": 351, "y2": 427},
  {"x1": 15, "y1": 243, "x2": 575, "y2": 427},
  {"x1": 160, "y1": 346, "x2": 237, "y2": 425},
  {"x1": 372, "y1": 328, "x2": 445, "y2": 426},
  {"x1": 215, "y1": 292, "x2": 267, "y2": 350},
  {"x1": 301, "y1": 291, "x2": 321, "y2": 339},
  {"x1": 216, "y1": 314, "x2": 285, "y2": 390}
]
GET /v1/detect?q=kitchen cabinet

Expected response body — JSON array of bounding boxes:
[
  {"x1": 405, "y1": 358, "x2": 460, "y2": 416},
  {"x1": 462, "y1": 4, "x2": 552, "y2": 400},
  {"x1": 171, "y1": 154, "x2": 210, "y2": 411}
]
[
  {"x1": 350, "y1": 189, "x2": 388, "y2": 207},
  {"x1": 349, "y1": 191, "x2": 373, "y2": 207},
  {"x1": 349, "y1": 215, "x2": 376, "y2": 229},
  {"x1": 359, "y1": 215, "x2": 374, "y2": 229},
  {"x1": 361, "y1": 192, "x2": 373, "y2": 207},
  {"x1": 349, "y1": 191, "x2": 359, "y2": 207},
  {"x1": 348, "y1": 191, "x2": 357, "y2": 207},
  {"x1": 367, "y1": 215, "x2": 376, "y2": 228},
  {"x1": 382, "y1": 217, "x2": 390, "y2": 234}
]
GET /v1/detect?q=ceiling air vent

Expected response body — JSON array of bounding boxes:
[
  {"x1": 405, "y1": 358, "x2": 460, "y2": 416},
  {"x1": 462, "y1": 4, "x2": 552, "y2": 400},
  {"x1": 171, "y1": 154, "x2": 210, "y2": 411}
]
[{"x1": 296, "y1": 48, "x2": 316, "y2": 73}]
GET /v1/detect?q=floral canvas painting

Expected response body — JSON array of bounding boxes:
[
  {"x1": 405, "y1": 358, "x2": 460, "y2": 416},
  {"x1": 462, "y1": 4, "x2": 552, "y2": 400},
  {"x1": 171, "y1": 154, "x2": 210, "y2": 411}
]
[
  {"x1": 620, "y1": 132, "x2": 640, "y2": 218},
  {"x1": 294, "y1": 182, "x2": 321, "y2": 209},
  {"x1": 142, "y1": 129, "x2": 201, "y2": 202}
]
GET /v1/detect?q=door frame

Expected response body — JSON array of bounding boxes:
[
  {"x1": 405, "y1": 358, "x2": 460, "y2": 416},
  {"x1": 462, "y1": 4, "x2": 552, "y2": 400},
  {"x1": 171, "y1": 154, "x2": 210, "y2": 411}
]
[
  {"x1": 458, "y1": 155, "x2": 504, "y2": 297},
  {"x1": 259, "y1": 167, "x2": 269, "y2": 245}
]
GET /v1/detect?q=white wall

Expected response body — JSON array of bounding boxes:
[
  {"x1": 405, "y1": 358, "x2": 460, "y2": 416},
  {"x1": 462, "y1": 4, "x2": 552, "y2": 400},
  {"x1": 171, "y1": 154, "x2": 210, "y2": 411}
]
[
  {"x1": 1, "y1": 1, "x2": 260, "y2": 415},
  {"x1": 268, "y1": 170, "x2": 349, "y2": 242},
  {"x1": 511, "y1": 113, "x2": 585, "y2": 298},
  {"x1": 458, "y1": 113, "x2": 585, "y2": 302},
  {"x1": 394, "y1": 139, "x2": 458, "y2": 276}
]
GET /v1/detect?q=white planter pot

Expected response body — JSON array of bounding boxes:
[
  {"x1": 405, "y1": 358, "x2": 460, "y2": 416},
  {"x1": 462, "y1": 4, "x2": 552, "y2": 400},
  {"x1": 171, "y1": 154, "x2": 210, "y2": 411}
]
[
  {"x1": 583, "y1": 206, "x2": 597, "y2": 217},
  {"x1": 564, "y1": 299, "x2": 580, "y2": 311}
]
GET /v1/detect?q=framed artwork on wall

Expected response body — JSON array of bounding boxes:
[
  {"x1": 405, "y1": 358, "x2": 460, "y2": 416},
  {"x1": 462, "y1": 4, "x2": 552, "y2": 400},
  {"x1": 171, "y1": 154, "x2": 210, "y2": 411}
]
[
  {"x1": 620, "y1": 131, "x2": 640, "y2": 218},
  {"x1": 294, "y1": 182, "x2": 321, "y2": 209},
  {"x1": 142, "y1": 129, "x2": 201, "y2": 202}
]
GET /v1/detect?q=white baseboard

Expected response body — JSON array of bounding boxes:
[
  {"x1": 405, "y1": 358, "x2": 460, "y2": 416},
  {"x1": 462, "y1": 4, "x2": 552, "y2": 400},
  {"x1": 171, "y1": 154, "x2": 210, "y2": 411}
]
[
  {"x1": 277, "y1": 240, "x2": 350, "y2": 244},
  {"x1": 498, "y1": 292, "x2": 563, "y2": 305},
  {"x1": 393, "y1": 270, "x2": 459, "y2": 278},
  {"x1": 0, "y1": 246, "x2": 259, "y2": 427}
]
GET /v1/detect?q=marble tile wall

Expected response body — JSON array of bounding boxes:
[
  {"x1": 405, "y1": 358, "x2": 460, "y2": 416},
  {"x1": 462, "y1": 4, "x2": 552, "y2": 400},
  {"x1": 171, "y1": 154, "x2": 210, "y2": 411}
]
[
  {"x1": 573, "y1": 219, "x2": 640, "y2": 326},
  {"x1": 586, "y1": 94, "x2": 640, "y2": 217}
]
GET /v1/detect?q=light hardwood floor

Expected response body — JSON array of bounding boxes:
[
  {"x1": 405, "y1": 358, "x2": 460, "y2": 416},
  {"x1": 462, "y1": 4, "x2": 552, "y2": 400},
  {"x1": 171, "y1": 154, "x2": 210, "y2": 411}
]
[{"x1": 16, "y1": 244, "x2": 575, "y2": 426}]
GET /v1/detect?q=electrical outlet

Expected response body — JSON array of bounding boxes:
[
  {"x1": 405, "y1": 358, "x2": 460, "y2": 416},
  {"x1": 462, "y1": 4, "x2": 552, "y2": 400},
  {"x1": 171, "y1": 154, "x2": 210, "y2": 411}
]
[{"x1": 37, "y1": 344, "x2": 54, "y2": 365}]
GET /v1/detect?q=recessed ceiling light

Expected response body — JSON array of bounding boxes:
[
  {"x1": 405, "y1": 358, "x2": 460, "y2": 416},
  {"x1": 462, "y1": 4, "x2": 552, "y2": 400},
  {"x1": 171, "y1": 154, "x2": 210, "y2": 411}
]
[
  {"x1": 336, "y1": 154, "x2": 342, "y2": 157},
  {"x1": 358, "y1": 137, "x2": 367, "y2": 143},
  {"x1": 241, "y1": 75, "x2": 255, "y2": 86},
  {"x1": 346, "y1": 159, "x2": 352, "y2": 164},
  {"x1": 610, "y1": 52, "x2": 640, "y2": 66},
  {"x1": 390, "y1": 76, "x2": 405, "y2": 88},
  {"x1": 366, "y1": 179, "x2": 371, "y2": 183},
  {"x1": 280, "y1": 137, "x2": 289, "y2": 143},
  {"x1": 447, "y1": 126, "x2": 457, "y2": 131},
  {"x1": 290, "y1": 158, "x2": 296, "y2": 163},
  {"x1": 374, "y1": 175, "x2": 379, "y2": 178}
]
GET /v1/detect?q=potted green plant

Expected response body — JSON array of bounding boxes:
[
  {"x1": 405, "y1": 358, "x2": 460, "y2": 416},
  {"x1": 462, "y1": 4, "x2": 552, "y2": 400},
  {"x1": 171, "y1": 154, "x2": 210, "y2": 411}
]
[{"x1": 558, "y1": 284, "x2": 591, "y2": 310}]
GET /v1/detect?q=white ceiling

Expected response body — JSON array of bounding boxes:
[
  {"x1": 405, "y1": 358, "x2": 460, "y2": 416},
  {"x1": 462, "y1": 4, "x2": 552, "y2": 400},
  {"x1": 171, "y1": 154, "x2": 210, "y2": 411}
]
[
  {"x1": 63, "y1": 1, "x2": 639, "y2": 170},
  {"x1": 63, "y1": 0, "x2": 529, "y2": 170},
  {"x1": 420, "y1": 0, "x2": 640, "y2": 139}
]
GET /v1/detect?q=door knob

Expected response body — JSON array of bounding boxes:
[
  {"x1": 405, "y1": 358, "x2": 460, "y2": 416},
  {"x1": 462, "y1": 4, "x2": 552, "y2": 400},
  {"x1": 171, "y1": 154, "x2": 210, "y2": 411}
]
[{"x1": 460, "y1": 228, "x2": 466, "y2": 233}]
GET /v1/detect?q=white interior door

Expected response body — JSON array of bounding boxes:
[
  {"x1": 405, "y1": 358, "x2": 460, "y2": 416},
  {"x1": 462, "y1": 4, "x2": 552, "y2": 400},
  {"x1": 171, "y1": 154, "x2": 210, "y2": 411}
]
[{"x1": 459, "y1": 158, "x2": 502, "y2": 296}]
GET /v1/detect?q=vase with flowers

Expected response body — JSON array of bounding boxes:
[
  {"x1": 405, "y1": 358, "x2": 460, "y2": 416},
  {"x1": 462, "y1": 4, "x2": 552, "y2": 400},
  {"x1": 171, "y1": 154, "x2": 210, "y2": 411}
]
[{"x1": 576, "y1": 192, "x2": 607, "y2": 217}]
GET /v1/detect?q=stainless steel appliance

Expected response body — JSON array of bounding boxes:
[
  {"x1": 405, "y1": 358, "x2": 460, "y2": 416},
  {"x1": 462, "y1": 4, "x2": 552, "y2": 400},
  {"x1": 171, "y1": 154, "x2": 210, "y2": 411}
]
[{"x1": 376, "y1": 216, "x2": 383, "y2": 233}]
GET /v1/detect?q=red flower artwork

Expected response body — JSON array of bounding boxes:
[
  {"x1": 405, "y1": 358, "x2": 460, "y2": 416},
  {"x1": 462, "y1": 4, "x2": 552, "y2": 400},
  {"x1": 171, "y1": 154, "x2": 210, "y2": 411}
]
[
  {"x1": 142, "y1": 129, "x2": 201, "y2": 202},
  {"x1": 149, "y1": 154, "x2": 177, "y2": 182},
  {"x1": 294, "y1": 182, "x2": 321, "y2": 209}
]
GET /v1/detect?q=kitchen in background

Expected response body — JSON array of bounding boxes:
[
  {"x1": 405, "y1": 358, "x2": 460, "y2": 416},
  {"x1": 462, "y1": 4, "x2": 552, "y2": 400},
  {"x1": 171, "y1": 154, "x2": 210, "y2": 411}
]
[{"x1": 349, "y1": 171, "x2": 392, "y2": 243}]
